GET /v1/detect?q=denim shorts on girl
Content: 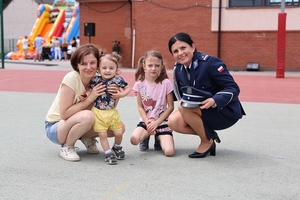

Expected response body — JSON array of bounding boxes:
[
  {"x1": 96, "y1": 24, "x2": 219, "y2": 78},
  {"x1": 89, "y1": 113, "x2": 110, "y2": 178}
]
[{"x1": 45, "y1": 120, "x2": 61, "y2": 145}]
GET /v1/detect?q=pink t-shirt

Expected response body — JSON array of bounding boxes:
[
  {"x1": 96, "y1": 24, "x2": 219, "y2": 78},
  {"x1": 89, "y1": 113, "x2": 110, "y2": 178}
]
[{"x1": 133, "y1": 79, "x2": 173, "y2": 121}]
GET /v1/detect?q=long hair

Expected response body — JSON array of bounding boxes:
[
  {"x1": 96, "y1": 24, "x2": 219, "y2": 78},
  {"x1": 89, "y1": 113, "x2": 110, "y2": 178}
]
[{"x1": 135, "y1": 50, "x2": 168, "y2": 84}]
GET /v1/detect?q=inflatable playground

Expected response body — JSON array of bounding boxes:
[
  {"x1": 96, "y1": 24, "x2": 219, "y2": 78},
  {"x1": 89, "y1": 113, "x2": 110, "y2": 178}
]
[{"x1": 9, "y1": 0, "x2": 79, "y2": 60}]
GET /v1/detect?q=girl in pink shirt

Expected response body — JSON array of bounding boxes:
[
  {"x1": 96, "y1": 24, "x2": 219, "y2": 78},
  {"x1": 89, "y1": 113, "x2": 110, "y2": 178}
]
[{"x1": 130, "y1": 50, "x2": 175, "y2": 157}]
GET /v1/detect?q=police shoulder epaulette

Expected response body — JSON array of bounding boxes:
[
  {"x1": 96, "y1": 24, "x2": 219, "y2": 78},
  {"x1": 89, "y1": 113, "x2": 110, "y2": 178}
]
[
  {"x1": 200, "y1": 54, "x2": 210, "y2": 61},
  {"x1": 174, "y1": 62, "x2": 181, "y2": 68}
]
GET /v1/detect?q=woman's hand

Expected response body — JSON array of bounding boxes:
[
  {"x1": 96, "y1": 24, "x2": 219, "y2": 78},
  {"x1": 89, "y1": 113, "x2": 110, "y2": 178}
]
[
  {"x1": 78, "y1": 89, "x2": 92, "y2": 102},
  {"x1": 88, "y1": 83, "x2": 106, "y2": 102},
  {"x1": 107, "y1": 84, "x2": 121, "y2": 99},
  {"x1": 200, "y1": 97, "x2": 216, "y2": 109},
  {"x1": 78, "y1": 92, "x2": 87, "y2": 102}
]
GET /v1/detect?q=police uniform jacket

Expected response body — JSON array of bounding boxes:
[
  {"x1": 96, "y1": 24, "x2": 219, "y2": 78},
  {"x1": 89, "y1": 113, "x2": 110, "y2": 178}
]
[{"x1": 173, "y1": 51, "x2": 246, "y2": 119}]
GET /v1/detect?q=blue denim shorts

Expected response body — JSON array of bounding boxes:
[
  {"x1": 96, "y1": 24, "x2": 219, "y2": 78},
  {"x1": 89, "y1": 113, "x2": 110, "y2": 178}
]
[{"x1": 45, "y1": 120, "x2": 61, "y2": 145}]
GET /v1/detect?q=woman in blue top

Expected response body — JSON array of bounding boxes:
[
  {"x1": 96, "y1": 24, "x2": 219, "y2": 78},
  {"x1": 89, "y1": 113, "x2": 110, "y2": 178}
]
[{"x1": 168, "y1": 32, "x2": 245, "y2": 158}]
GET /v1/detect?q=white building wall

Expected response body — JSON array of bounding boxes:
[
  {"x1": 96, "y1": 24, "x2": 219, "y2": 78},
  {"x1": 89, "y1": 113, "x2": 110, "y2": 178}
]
[
  {"x1": 4, "y1": 0, "x2": 39, "y2": 39},
  {"x1": 212, "y1": 0, "x2": 300, "y2": 31}
]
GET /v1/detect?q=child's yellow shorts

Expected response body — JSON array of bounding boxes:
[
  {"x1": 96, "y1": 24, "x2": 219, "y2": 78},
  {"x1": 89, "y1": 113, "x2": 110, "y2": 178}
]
[{"x1": 91, "y1": 107, "x2": 123, "y2": 132}]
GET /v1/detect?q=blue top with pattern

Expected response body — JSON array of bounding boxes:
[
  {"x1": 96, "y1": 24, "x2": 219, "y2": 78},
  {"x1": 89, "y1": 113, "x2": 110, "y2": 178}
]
[{"x1": 89, "y1": 75, "x2": 128, "y2": 110}]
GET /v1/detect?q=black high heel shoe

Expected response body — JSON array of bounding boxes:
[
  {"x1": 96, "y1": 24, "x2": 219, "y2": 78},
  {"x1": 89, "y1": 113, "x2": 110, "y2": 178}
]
[
  {"x1": 212, "y1": 131, "x2": 221, "y2": 143},
  {"x1": 188, "y1": 142, "x2": 216, "y2": 158}
]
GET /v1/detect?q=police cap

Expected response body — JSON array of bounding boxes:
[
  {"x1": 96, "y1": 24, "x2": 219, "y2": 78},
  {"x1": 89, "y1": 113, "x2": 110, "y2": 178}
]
[{"x1": 180, "y1": 86, "x2": 212, "y2": 108}]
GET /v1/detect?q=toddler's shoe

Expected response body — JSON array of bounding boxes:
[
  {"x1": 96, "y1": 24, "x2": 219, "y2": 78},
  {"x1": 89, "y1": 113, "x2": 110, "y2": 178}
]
[
  {"x1": 105, "y1": 152, "x2": 117, "y2": 165},
  {"x1": 112, "y1": 145, "x2": 125, "y2": 160}
]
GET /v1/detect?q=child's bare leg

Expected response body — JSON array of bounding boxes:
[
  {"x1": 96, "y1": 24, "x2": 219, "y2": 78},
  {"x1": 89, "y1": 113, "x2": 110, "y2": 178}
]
[
  {"x1": 113, "y1": 129, "x2": 124, "y2": 145},
  {"x1": 98, "y1": 132, "x2": 110, "y2": 151},
  {"x1": 130, "y1": 127, "x2": 149, "y2": 145},
  {"x1": 158, "y1": 135, "x2": 175, "y2": 157},
  {"x1": 112, "y1": 129, "x2": 125, "y2": 160},
  {"x1": 99, "y1": 131, "x2": 117, "y2": 165}
]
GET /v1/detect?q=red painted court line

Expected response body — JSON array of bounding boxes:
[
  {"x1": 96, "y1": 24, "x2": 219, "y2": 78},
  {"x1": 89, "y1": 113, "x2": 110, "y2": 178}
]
[{"x1": 1, "y1": 69, "x2": 300, "y2": 104}]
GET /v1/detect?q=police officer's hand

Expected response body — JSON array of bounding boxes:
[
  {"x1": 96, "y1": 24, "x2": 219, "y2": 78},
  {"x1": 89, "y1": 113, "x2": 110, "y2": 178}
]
[{"x1": 200, "y1": 98, "x2": 216, "y2": 109}]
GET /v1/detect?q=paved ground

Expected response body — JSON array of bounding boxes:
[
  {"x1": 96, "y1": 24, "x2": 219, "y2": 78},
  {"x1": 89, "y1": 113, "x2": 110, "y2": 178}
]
[{"x1": 0, "y1": 59, "x2": 300, "y2": 200}]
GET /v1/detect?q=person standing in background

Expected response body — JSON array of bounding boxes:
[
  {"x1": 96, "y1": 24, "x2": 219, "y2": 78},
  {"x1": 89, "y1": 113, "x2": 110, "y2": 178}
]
[
  {"x1": 22, "y1": 36, "x2": 29, "y2": 59},
  {"x1": 76, "y1": 36, "x2": 80, "y2": 48},
  {"x1": 33, "y1": 34, "x2": 45, "y2": 62},
  {"x1": 70, "y1": 37, "x2": 77, "y2": 55},
  {"x1": 63, "y1": 21, "x2": 68, "y2": 32},
  {"x1": 53, "y1": 38, "x2": 62, "y2": 61},
  {"x1": 61, "y1": 38, "x2": 69, "y2": 61}
]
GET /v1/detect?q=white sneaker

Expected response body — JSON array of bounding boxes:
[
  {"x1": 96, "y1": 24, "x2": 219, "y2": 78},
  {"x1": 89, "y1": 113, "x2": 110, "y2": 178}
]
[
  {"x1": 60, "y1": 145, "x2": 80, "y2": 161},
  {"x1": 81, "y1": 138, "x2": 100, "y2": 154}
]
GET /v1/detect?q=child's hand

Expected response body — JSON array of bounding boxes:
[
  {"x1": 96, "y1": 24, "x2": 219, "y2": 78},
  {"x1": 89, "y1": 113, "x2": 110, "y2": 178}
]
[{"x1": 146, "y1": 119, "x2": 158, "y2": 134}]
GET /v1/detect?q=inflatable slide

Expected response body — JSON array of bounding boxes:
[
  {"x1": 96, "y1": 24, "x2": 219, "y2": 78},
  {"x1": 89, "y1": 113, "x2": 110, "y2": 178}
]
[
  {"x1": 63, "y1": 2, "x2": 79, "y2": 43},
  {"x1": 10, "y1": 0, "x2": 79, "y2": 60}
]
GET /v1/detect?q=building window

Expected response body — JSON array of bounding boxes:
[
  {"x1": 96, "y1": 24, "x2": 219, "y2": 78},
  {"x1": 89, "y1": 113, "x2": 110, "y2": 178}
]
[{"x1": 229, "y1": 0, "x2": 299, "y2": 7}]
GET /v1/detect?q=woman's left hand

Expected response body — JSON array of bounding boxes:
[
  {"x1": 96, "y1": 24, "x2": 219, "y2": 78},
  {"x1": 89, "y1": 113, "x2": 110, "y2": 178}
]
[
  {"x1": 108, "y1": 84, "x2": 121, "y2": 99},
  {"x1": 200, "y1": 98, "x2": 216, "y2": 109}
]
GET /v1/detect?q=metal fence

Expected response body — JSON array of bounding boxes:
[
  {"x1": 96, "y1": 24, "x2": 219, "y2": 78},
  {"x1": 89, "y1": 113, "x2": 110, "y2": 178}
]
[{"x1": 0, "y1": 38, "x2": 19, "y2": 56}]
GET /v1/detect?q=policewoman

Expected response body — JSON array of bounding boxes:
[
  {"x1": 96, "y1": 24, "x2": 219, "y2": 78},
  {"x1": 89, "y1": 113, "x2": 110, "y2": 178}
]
[{"x1": 167, "y1": 32, "x2": 245, "y2": 158}]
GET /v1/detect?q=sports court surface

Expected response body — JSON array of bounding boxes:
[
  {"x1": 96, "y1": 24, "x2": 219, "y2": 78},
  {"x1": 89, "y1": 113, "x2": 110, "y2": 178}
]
[{"x1": 1, "y1": 60, "x2": 299, "y2": 199}]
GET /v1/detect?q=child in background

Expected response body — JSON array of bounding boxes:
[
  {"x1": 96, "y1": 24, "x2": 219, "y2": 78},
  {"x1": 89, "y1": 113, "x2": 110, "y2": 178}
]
[
  {"x1": 89, "y1": 52, "x2": 131, "y2": 165},
  {"x1": 130, "y1": 50, "x2": 175, "y2": 157}
]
